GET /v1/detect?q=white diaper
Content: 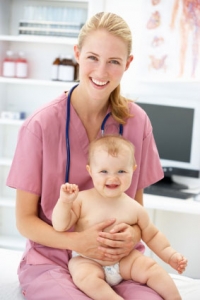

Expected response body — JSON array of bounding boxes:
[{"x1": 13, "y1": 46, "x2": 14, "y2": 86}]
[
  {"x1": 71, "y1": 251, "x2": 122, "y2": 286},
  {"x1": 103, "y1": 263, "x2": 122, "y2": 286}
]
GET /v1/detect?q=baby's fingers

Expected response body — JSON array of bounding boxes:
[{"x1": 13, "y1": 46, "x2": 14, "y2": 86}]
[
  {"x1": 177, "y1": 257, "x2": 188, "y2": 274},
  {"x1": 64, "y1": 183, "x2": 78, "y2": 193}
]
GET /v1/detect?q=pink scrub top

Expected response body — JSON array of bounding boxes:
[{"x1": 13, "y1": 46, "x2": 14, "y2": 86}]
[{"x1": 6, "y1": 88, "x2": 163, "y2": 292}]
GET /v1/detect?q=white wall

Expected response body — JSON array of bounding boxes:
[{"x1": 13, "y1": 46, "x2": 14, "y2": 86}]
[
  {"x1": 104, "y1": 0, "x2": 200, "y2": 93},
  {"x1": 104, "y1": 0, "x2": 145, "y2": 93}
]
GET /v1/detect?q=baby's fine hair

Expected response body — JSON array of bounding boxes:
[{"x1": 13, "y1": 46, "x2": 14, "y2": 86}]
[
  {"x1": 88, "y1": 135, "x2": 135, "y2": 166},
  {"x1": 77, "y1": 12, "x2": 133, "y2": 125}
]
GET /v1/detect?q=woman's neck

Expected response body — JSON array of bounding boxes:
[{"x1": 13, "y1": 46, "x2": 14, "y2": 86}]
[
  {"x1": 71, "y1": 85, "x2": 109, "y2": 121},
  {"x1": 69, "y1": 85, "x2": 109, "y2": 141}
]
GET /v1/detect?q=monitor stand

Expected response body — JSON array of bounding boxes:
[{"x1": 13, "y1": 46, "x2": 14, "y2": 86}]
[{"x1": 153, "y1": 175, "x2": 188, "y2": 190}]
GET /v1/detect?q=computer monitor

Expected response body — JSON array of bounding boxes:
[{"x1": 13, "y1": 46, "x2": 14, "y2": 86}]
[{"x1": 136, "y1": 92, "x2": 200, "y2": 190}]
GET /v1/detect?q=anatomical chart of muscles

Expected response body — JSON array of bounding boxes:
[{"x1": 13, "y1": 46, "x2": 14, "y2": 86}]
[{"x1": 138, "y1": 0, "x2": 200, "y2": 80}]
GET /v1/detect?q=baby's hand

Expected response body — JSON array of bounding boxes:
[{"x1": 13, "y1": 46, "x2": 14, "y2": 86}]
[
  {"x1": 169, "y1": 252, "x2": 188, "y2": 274},
  {"x1": 59, "y1": 182, "x2": 79, "y2": 203}
]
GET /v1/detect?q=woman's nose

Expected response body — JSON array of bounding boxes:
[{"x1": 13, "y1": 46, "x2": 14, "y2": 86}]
[{"x1": 96, "y1": 61, "x2": 108, "y2": 77}]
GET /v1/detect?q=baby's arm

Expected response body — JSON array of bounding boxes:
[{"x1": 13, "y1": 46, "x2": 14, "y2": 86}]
[
  {"x1": 52, "y1": 183, "x2": 79, "y2": 232},
  {"x1": 137, "y1": 205, "x2": 187, "y2": 273},
  {"x1": 169, "y1": 252, "x2": 187, "y2": 274}
]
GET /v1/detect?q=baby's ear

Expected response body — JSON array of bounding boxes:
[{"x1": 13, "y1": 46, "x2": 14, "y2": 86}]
[
  {"x1": 86, "y1": 165, "x2": 91, "y2": 176},
  {"x1": 133, "y1": 164, "x2": 137, "y2": 171}
]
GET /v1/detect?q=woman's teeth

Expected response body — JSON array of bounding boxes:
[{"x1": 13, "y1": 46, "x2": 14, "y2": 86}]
[{"x1": 92, "y1": 78, "x2": 107, "y2": 86}]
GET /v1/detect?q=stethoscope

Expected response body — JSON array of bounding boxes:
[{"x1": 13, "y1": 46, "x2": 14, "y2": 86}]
[{"x1": 65, "y1": 84, "x2": 123, "y2": 182}]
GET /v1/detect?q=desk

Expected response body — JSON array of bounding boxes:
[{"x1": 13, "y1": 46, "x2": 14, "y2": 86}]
[
  {"x1": 144, "y1": 194, "x2": 200, "y2": 215},
  {"x1": 143, "y1": 194, "x2": 200, "y2": 279}
]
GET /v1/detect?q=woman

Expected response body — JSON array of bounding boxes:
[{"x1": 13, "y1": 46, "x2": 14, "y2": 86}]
[{"x1": 7, "y1": 12, "x2": 164, "y2": 299}]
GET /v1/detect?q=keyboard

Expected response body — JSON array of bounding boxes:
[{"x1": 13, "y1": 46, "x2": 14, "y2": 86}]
[{"x1": 144, "y1": 185, "x2": 195, "y2": 200}]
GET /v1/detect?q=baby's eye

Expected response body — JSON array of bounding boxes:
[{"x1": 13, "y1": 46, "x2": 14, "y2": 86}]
[
  {"x1": 118, "y1": 170, "x2": 126, "y2": 174},
  {"x1": 100, "y1": 170, "x2": 107, "y2": 174}
]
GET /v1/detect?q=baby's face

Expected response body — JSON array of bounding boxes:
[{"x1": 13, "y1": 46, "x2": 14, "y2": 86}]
[{"x1": 87, "y1": 147, "x2": 135, "y2": 198}]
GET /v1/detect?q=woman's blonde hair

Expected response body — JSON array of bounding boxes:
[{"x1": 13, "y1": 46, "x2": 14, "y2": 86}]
[{"x1": 77, "y1": 12, "x2": 133, "y2": 124}]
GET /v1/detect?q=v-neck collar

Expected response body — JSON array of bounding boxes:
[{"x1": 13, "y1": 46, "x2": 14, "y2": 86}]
[{"x1": 69, "y1": 102, "x2": 111, "y2": 156}]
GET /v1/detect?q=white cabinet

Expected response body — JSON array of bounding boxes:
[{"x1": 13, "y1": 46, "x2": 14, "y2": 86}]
[{"x1": 0, "y1": 0, "x2": 104, "y2": 250}]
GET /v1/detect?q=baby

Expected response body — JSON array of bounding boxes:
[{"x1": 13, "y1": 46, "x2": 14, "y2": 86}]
[{"x1": 52, "y1": 135, "x2": 187, "y2": 300}]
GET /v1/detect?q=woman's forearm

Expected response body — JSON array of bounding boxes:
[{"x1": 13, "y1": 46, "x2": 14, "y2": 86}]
[
  {"x1": 17, "y1": 212, "x2": 119, "y2": 261},
  {"x1": 17, "y1": 213, "x2": 79, "y2": 250}
]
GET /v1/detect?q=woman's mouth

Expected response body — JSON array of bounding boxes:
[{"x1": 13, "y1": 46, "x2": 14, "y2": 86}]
[{"x1": 91, "y1": 78, "x2": 108, "y2": 86}]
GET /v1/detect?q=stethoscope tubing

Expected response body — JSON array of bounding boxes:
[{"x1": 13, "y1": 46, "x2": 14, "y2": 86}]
[
  {"x1": 65, "y1": 84, "x2": 78, "y2": 182},
  {"x1": 65, "y1": 84, "x2": 123, "y2": 182}
]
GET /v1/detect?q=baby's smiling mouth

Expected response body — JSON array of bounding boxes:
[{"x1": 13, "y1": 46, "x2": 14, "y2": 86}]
[{"x1": 105, "y1": 184, "x2": 119, "y2": 189}]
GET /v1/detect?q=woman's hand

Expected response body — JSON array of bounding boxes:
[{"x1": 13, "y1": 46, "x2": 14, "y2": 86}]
[
  {"x1": 97, "y1": 223, "x2": 142, "y2": 261},
  {"x1": 73, "y1": 219, "x2": 118, "y2": 261},
  {"x1": 75, "y1": 221, "x2": 142, "y2": 262}
]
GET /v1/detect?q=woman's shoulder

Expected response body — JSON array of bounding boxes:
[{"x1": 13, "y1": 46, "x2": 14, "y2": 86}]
[
  {"x1": 128, "y1": 100, "x2": 148, "y2": 117},
  {"x1": 127, "y1": 100, "x2": 152, "y2": 128},
  {"x1": 17, "y1": 92, "x2": 67, "y2": 139},
  {"x1": 24, "y1": 92, "x2": 67, "y2": 127},
  {"x1": 123, "y1": 100, "x2": 153, "y2": 142}
]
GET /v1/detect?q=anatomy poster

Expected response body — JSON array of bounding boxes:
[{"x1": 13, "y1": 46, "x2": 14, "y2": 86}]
[{"x1": 139, "y1": 0, "x2": 200, "y2": 80}]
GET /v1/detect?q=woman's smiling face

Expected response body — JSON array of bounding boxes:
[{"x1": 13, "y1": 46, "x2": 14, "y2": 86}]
[{"x1": 74, "y1": 29, "x2": 133, "y2": 100}]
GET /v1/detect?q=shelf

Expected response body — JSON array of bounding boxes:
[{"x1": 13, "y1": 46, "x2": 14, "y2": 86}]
[
  {"x1": 0, "y1": 34, "x2": 77, "y2": 45},
  {"x1": 0, "y1": 158, "x2": 12, "y2": 166},
  {"x1": 0, "y1": 235, "x2": 26, "y2": 250},
  {"x1": 144, "y1": 194, "x2": 200, "y2": 215},
  {"x1": 0, "y1": 197, "x2": 15, "y2": 207},
  {"x1": 0, "y1": 76, "x2": 77, "y2": 87},
  {"x1": 0, "y1": 119, "x2": 24, "y2": 125},
  {"x1": 137, "y1": 77, "x2": 200, "y2": 83}
]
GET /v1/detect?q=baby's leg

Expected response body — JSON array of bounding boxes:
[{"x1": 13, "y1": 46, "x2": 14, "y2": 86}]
[
  {"x1": 120, "y1": 250, "x2": 181, "y2": 300},
  {"x1": 68, "y1": 256, "x2": 123, "y2": 300}
]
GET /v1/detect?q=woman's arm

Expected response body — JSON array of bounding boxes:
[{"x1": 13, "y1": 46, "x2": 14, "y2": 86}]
[
  {"x1": 135, "y1": 188, "x2": 143, "y2": 205},
  {"x1": 16, "y1": 189, "x2": 123, "y2": 261}
]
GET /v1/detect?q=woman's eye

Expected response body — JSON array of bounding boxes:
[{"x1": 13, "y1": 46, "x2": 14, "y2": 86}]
[
  {"x1": 88, "y1": 55, "x2": 97, "y2": 61},
  {"x1": 110, "y1": 60, "x2": 120, "y2": 65}
]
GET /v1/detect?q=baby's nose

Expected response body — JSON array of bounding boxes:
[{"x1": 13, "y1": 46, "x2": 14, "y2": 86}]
[{"x1": 108, "y1": 174, "x2": 119, "y2": 183}]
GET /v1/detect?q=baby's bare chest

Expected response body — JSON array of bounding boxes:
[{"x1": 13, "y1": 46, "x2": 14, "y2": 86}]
[{"x1": 75, "y1": 200, "x2": 137, "y2": 232}]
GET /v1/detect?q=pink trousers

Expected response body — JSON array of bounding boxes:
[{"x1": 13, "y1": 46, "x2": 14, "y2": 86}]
[{"x1": 18, "y1": 244, "x2": 162, "y2": 300}]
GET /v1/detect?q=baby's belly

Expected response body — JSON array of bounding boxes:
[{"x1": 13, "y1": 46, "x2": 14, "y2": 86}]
[{"x1": 93, "y1": 258, "x2": 119, "y2": 266}]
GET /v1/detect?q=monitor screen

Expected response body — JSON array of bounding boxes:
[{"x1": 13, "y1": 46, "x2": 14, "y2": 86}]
[
  {"x1": 139, "y1": 103, "x2": 194, "y2": 163},
  {"x1": 137, "y1": 100, "x2": 200, "y2": 189}
]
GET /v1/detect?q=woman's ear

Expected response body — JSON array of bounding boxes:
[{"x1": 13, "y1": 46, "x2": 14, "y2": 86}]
[
  {"x1": 125, "y1": 55, "x2": 134, "y2": 71},
  {"x1": 74, "y1": 44, "x2": 80, "y2": 63}
]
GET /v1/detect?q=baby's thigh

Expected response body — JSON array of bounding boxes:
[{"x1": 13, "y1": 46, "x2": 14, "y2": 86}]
[
  {"x1": 119, "y1": 250, "x2": 155, "y2": 282},
  {"x1": 69, "y1": 256, "x2": 105, "y2": 282}
]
